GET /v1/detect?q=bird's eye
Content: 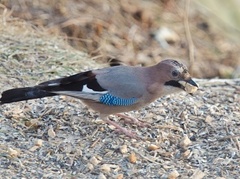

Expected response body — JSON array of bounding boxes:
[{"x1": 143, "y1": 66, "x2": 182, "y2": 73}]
[{"x1": 172, "y1": 70, "x2": 179, "y2": 77}]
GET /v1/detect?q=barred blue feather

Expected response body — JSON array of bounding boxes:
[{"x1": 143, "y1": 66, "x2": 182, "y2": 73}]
[{"x1": 99, "y1": 93, "x2": 137, "y2": 106}]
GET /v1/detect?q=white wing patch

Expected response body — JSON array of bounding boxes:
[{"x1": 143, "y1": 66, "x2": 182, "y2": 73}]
[
  {"x1": 82, "y1": 85, "x2": 107, "y2": 94},
  {"x1": 52, "y1": 91, "x2": 105, "y2": 102},
  {"x1": 47, "y1": 83, "x2": 60, "y2": 86}
]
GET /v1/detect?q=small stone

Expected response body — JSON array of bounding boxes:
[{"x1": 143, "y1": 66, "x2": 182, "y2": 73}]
[
  {"x1": 8, "y1": 148, "x2": 20, "y2": 157},
  {"x1": 96, "y1": 155, "x2": 103, "y2": 161},
  {"x1": 48, "y1": 125, "x2": 56, "y2": 138},
  {"x1": 168, "y1": 170, "x2": 180, "y2": 179},
  {"x1": 25, "y1": 118, "x2": 39, "y2": 128},
  {"x1": 95, "y1": 119, "x2": 104, "y2": 124},
  {"x1": 24, "y1": 121, "x2": 31, "y2": 127},
  {"x1": 89, "y1": 156, "x2": 101, "y2": 166},
  {"x1": 35, "y1": 139, "x2": 43, "y2": 147},
  {"x1": 120, "y1": 145, "x2": 128, "y2": 154},
  {"x1": 148, "y1": 144, "x2": 159, "y2": 151},
  {"x1": 205, "y1": 115, "x2": 213, "y2": 124},
  {"x1": 190, "y1": 169, "x2": 205, "y2": 179},
  {"x1": 180, "y1": 135, "x2": 192, "y2": 148},
  {"x1": 129, "y1": 152, "x2": 137, "y2": 163},
  {"x1": 29, "y1": 145, "x2": 40, "y2": 152},
  {"x1": 87, "y1": 163, "x2": 94, "y2": 171},
  {"x1": 77, "y1": 150, "x2": 83, "y2": 156},
  {"x1": 100, "y1": 164, "x2": 111, "y2": 173},
  {"x1": 98, "y1": 173, "x2": 107, "y2": 179},
  {"x1": 116, "y1": 174, "x2": 124, "y2": 179},
  {"x1": 182, "y1": 149, "x2": 191, "y2": 158}
]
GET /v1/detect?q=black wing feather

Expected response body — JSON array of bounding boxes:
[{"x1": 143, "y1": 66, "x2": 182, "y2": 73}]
[{"x1": 0, "y1": 71, "x2": 106, "y2": 104}]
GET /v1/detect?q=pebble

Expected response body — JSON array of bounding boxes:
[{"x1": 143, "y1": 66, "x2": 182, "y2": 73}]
[
  {"x1": 180, "y1": 135, "x2": 192, "y2": 148},
  {"x1": 119, "y1": 145, "x2": 128, "y2": 154},
  {"x1": 89, "y1": 156, "x2": 101, "y2": 166},
  {"x1": 129, "y1": 152, "x2": 137, "y2": 163},
  {"x1": 168, "y1": 170, "x2": 180, "y2": 179},
  {"x1": 98, "y1": 173, "x2": 107, "y2": 179},
  {"x1": 148, "y1": 144, "x2": 159, "y2": 151},
  {"x1": 47, "y1": 125, "x2": 56, "y2": 138},
  {"x1": 8, "y1": 148, "x2": 20, "y2": 157}
]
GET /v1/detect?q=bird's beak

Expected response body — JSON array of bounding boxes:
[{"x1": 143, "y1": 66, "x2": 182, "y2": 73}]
[
  {"x1": 185, "y1": 78, "x2": 198, "y2": 87},
  {"x1": 179, "y1": 78, "x2": 198, "y2": 94}
]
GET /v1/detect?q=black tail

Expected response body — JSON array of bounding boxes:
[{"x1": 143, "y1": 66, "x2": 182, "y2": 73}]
[
  {"x1": 1, "y1": 70, "x2": 107, "y2": 104},
  {"x1": 0, "y1": 87, "x2": 55, "y2": 104}
]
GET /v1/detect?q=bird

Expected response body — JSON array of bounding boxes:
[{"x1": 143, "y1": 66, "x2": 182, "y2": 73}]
[{"x1": 0, "y1": 59, "x2": 198, "y2": 138}]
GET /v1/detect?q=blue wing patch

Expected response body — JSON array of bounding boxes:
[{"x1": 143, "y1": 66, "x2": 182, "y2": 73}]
[{"x1": 99, "y1": 93, "x2": 137, "y2": 106}]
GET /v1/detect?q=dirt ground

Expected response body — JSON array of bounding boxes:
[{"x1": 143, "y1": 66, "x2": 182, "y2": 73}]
[
  {"x1": 1, "y1": 0, "x2": 240, "y2": 78},
  {"x1": 0, "y1": 1, "x2": 240, "y2": 179}
]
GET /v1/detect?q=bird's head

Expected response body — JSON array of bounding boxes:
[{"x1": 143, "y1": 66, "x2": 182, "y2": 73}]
[{"x1": 157, "y1": 59, "x2": 198, "y2": 94}]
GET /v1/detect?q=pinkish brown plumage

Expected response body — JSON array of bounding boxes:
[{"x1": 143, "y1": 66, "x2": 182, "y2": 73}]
[{"x1": 0, "y1": 59, "x2": 198, "y2": 138}]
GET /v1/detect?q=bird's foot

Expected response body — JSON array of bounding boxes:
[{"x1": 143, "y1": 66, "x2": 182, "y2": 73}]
[
  {"x1": 116, "y1": 113, "x2": 150, "y2": 127},
  {"x1": 105, "y1": 119, "x2": 139, "y2": 138}
]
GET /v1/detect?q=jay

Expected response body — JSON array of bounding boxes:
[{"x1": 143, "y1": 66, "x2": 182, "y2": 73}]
[{"x1": 0, "y1": 59, "x2": 198, "y2": 138}]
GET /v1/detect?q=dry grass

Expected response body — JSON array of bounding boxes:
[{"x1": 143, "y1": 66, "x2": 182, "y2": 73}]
[
  {"x1": 2, "y1": 0, "x2": 240, "y2": 78},
  {"x1": 0, "y1": 4, "x2": 240, "y2": 179},
  {"x1": 0, "y1": 8, "x2": 101, "y2": 88}
]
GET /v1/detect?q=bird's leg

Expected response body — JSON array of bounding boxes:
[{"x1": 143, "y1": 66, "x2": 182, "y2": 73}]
[
  {"x1": 115, "y1": 113, "x2": 150, "y2": 127},
  {"x1": 105, "y1": 119, "x2": 138, "y2": 138}
]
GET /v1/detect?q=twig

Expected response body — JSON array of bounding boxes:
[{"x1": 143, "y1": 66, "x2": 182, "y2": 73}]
[
  {"x1": 184, "y1": 0, "x2": 195, "y2": 74},
  {"x1": 90, "y1": 137, "x2": 101, "y2": 148}
]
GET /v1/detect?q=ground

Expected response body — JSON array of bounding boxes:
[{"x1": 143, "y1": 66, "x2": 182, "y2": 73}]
[
  {"x1": 0, "y1": 2, "x2": 240, "y2": 179},
  {"x1": 1, "y1": 0, "x2": 240, "y2": 78}
]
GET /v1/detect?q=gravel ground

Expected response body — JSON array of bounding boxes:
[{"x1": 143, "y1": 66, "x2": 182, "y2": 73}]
[
  {"x1": 0, "y1": 14, "x2": 239, "y2": 179},
  {"x1": 0, "y1": 79, "x2": 239, "y2": 179}
]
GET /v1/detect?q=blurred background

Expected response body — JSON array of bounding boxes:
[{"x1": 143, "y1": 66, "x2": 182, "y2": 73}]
[{"x1": 1, "y1": 0, "x2": 240, "y2": 78}]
